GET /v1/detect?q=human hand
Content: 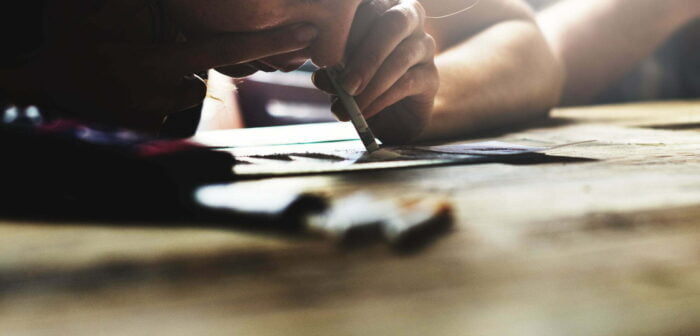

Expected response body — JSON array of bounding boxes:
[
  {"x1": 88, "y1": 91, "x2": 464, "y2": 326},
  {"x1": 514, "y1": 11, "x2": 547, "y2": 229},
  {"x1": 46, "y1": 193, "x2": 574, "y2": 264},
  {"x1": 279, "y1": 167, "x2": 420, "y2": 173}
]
[
  {"x1": 312, "y1": 0, "x2": 439, "y2": 145},
  {"x1": 16, "y1": 0, "x2": 318, "y2": 132}
]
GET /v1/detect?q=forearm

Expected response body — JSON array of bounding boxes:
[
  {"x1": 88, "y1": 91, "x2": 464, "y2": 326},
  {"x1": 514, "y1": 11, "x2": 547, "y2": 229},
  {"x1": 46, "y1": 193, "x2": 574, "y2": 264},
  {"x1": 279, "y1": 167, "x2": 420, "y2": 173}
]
[
  {"x1": 420, "y1": 20, "x2": 563, "y2": 140},
  {"x1": 539, "y1": 0, "x2": 700, "y2": 105}
]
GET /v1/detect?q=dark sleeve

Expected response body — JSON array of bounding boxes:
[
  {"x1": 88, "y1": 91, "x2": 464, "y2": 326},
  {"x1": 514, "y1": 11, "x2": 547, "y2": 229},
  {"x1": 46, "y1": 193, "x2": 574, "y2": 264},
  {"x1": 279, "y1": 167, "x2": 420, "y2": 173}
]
[{"x1": 0, "y1": 1, "x2": 48, "y2": 67}]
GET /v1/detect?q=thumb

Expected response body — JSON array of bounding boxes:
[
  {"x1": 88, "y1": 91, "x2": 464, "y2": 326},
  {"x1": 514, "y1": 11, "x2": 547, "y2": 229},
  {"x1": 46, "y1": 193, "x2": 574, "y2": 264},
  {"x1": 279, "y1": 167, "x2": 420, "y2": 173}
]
[{"x1": 165, "y1": 23, "x2": 319, "y2": 76}]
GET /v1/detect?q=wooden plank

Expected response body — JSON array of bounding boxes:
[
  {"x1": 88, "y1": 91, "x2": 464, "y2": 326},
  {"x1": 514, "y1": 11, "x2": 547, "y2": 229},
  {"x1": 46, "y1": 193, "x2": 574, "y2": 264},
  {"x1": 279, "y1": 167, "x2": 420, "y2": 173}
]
[{"x1": 2, "y1": 101, "x2": 700, "y2": 335}]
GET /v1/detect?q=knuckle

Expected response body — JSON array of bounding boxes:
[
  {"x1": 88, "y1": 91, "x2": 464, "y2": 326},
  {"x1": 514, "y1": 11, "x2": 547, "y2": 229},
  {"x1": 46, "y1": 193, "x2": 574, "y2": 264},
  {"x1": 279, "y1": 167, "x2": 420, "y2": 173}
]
[
  {"x1": 382, "y1": 8, "x2": 413, "y2": 35},
  {"x1": 412, "y1": 0, "x2": 427, "y2": 23},
  {"x1": 399, "y1": 72, "x2": 418, "y2": 93},
  {"x1": 396, "y1": 53, "x2": 413, "y2": 69},
  {"x1": 394, "y1": 42, "x2": 417, "y2": 66}
]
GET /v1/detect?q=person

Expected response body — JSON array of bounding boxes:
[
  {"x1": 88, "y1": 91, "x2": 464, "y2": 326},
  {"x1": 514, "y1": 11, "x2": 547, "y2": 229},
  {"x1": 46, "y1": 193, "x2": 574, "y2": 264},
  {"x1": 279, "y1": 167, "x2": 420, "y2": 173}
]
[
  {"x1": 0, "y1": 0, "x2": 565, "y2": 217},
  {"x1": 0, "y1": 0, "x2": 438, "y2": 144},
  {"x1": 206, "y1": 0, "x2": 565, "y2": 142},
  {"x1": 534, "y1": 0, "x2": 700, "y2": 105}
]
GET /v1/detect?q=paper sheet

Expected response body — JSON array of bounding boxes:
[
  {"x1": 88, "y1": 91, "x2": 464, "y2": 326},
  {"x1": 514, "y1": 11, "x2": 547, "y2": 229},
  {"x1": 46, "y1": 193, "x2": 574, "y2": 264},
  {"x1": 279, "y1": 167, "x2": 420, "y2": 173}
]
[
  {"x1": 221, "y1": 140, "x2": 589, "y2": 177},
  {"x1": 194, "y1": 123, "x2": 591, "y2": 177}
]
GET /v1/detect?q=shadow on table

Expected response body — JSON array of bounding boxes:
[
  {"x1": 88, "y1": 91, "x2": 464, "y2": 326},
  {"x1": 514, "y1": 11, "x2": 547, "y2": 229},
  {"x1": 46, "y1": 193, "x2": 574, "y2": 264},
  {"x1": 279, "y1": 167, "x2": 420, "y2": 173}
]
[{"x1": 643, "y1": 122, "x2": 700, "y2": 131}]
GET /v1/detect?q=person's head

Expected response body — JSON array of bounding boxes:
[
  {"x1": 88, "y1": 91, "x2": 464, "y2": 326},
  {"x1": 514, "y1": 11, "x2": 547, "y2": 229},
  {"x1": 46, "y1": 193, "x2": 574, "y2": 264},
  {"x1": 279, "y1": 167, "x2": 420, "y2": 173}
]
[{"x1": 165, "y1": 0, "x2": 371, "y2": 71}]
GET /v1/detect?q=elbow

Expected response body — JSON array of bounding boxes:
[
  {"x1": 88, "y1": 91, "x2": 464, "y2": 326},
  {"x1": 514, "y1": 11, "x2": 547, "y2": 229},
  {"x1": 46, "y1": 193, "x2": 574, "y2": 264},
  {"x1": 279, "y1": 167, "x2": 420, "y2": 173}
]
[
  {"x1": 534, "y1": 21, "x2": 566, "y2": 116},
  {"x1": 536, "y1": 47, "x2": 565, "y2": 117},
  {"x1": 515, "y1": 20, "x2": 566, "y2": 120}
]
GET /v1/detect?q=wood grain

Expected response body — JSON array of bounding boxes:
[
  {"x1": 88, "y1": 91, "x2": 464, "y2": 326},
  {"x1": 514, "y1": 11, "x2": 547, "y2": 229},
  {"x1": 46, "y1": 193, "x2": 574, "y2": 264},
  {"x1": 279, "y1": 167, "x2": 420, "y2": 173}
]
[{"x1": 2, "y1": 101, "x2": 700, "y2": 335}]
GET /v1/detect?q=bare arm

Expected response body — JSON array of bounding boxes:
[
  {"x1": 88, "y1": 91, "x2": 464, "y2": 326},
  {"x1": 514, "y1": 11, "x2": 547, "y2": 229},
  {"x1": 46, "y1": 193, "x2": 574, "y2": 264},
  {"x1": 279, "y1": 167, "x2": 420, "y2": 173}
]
[
  {"x1": 538, "y1": 0, "x2": 700, "y2": 106},
  {"x1": 419, "y1": 0, "x2": 563, "y2": 140}
]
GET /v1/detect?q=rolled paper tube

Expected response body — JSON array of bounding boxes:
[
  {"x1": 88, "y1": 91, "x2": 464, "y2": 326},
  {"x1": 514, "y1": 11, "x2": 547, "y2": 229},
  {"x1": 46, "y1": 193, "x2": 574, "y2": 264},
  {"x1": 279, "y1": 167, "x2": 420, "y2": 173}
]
[{"x1": 327, "y1": 68, "x2": 380, "y2": 153}]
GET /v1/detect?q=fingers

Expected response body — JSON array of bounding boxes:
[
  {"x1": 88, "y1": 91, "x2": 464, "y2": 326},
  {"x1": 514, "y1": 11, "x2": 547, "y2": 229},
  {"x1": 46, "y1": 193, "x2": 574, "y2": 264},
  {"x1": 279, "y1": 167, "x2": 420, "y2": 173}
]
[
  {"x1": 327, "y1": 63, "x2": 437, "y2": 137},
  {"x1": 355, "y1": 33, "x2": 436, "y2": 118},
  {"x1": 330, "y1": 97, "x2": 351, "y2": 122},
  {"x1": 312, "y1": 70, "x2": 351, "y2": 120},
  {"x1": 316, "y1": 34, "x2": 436, "y2": 123},
  {"x1": 363, "y1": 63, "x2": 439, "y2": 120},
  {"x1": 312, "y1": 69, "x2": 336, "y2": 94},
  {"x1": 345, "y1": 0, "x2": 396, "y2": 51},
  {"x1": 366, "y1": 98, "x2": 429, "y2": 145},
  {"x1": 339, "y1": 0, "x2": 426, "y2": 96},
  {"x1": 312, "y1": 70, "x2": 353, "y2": 122},
  {"x1": 165, "y1": 23, "x2": 318, "y2": 75},
  {"x1": 312, "y1": 0, "x2": 437, "y2": 139}
]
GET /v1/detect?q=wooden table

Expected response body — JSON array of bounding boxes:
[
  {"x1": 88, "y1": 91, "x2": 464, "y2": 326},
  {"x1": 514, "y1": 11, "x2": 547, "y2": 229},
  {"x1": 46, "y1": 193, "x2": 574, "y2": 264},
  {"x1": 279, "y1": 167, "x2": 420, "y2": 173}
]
[{"x1": 2, "y1": 101, "x2": 700, "y2": 335}]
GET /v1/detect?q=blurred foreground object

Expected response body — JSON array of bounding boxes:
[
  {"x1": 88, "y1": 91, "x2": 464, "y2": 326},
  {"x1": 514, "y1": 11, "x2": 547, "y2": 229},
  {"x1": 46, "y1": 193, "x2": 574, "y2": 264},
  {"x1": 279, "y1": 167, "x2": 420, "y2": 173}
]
[
  {"x1": 196, "y1": 183, "x2": 454, "y2": 252},
  {"x1": 0, "y1": 108, "x2": 234, "y2": 220}
]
